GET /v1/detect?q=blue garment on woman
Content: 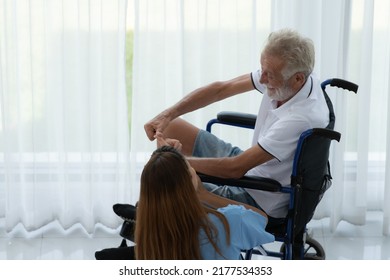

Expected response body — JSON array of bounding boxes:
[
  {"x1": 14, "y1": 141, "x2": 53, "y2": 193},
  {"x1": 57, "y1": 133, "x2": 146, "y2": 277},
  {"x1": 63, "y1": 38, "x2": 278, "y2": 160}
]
[{"x1": 199, "y1": 204, "x2": 275, "y2": 260}]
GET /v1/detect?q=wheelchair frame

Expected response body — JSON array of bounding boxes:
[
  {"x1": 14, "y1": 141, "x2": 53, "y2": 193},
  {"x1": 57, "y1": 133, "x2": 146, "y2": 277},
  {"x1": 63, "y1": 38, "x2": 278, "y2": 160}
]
[{"x1": 199, "y1": 78, "x2": 358, "y2": 260}]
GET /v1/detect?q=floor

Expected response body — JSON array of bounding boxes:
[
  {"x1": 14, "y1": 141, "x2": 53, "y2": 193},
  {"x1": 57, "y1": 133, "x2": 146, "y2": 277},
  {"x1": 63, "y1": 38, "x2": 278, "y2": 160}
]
[{"x1": 0, "y1": 211, "x2": 389, "y2": 260}]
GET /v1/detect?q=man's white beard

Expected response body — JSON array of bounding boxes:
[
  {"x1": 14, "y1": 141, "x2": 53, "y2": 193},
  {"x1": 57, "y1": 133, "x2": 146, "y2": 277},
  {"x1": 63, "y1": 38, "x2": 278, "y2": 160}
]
[{"x1": 267, "y1": 82, "x2": 295, "y2": 102}]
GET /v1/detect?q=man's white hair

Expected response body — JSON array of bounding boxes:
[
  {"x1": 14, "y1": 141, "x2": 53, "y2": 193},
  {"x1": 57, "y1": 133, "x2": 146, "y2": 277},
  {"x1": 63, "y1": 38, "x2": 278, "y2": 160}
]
[{"x1": 262, "y1": 28, "x2": 315, "y2": 79}]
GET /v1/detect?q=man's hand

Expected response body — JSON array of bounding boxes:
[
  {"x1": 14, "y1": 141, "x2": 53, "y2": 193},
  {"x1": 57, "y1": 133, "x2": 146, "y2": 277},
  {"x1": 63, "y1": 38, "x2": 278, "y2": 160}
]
[{"x1": 144, "y1": 110, "x2": 172, "y2": 141}]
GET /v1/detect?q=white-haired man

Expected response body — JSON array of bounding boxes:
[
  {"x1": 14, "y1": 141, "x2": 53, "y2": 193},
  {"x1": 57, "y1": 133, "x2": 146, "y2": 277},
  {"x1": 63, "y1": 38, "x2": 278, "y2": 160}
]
[{"x1": 144, "y1": 29, "x2": 329, "y2": 228}]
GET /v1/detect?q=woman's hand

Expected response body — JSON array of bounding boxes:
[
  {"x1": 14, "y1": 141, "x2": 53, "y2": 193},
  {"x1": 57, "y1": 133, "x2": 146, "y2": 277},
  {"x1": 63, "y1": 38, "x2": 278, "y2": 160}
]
[{"x1": 155, "y1": 132, "x2": 183, "y2": 151}]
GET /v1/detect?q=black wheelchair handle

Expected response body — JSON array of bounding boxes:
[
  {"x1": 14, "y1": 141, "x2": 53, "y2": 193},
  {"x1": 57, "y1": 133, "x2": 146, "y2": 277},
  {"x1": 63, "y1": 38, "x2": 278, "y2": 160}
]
[
  {"x1": 312, "y1": 128, "x2": 341, "y2": 142},
  {"x1": 321, "y1": 78, "x2": 358, "y2": 93}
]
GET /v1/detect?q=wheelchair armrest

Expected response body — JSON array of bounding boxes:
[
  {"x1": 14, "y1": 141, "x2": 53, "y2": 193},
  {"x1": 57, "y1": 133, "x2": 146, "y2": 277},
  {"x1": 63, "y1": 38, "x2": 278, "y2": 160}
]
[
  {"x1": 217, "y1": 111, "x2": 257, "y2": 128},
  {"x1": 198, "y1": 173, "x2": 281, "y2": 192}
]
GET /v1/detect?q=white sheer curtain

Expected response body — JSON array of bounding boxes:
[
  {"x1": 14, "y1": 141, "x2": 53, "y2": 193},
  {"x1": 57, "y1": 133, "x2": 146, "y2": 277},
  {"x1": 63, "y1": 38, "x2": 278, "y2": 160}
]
[
  {"x1": 131, "y1": 0, "x2": 390, "y2": 235},
  {"x1": 0, "y1": 0, "x2": 130, "y2": 233}
]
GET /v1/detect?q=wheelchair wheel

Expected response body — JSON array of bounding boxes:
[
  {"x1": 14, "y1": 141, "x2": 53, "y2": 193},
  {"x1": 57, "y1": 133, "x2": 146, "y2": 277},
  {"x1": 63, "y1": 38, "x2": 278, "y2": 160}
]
[
  {"x1": 303, "y1": 236, "x2": 325, "y2": 260},
  {"x1": 279, "y1": 236, "x2": 325, "y2": 260}
]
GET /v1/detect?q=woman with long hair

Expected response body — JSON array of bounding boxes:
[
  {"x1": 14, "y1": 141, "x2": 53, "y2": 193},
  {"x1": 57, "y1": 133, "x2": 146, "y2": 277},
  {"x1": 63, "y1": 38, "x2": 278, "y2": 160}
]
[{"x1": 135, "y1": 142, "x2": 274, "y2": 260}]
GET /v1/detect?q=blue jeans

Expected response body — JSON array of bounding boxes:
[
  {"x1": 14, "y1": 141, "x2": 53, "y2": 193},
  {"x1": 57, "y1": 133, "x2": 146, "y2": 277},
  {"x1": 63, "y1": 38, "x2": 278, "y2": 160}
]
[{"x1": 192, "y1": 130, "x2": 260, "y2": 208}]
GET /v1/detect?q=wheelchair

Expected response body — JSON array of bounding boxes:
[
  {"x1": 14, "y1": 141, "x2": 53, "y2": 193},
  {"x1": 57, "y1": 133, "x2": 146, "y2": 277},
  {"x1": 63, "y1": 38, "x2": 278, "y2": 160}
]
[
  {"x1": 101, "y1": 78, "x2": 357, "y2": 260},
  {"x1": 198, "y1": 78, "x2": 358, "y2": 259}
]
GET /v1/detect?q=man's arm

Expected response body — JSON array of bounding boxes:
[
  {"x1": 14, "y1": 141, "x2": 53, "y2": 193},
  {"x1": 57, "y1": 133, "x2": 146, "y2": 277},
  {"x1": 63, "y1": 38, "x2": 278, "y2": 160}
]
[
  {"x1": 188, "y1": 144, "x2": 274, "y2": 179},
  {"x1": 144, "y1": 73, "x2": 255, "y2": 140}
]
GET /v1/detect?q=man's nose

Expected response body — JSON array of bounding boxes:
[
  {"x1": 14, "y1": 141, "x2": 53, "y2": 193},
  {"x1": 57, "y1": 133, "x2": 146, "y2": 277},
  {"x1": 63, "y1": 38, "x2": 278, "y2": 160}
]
[{"x1": 260, "y1": 72, "x2": 267, "y2": 84}]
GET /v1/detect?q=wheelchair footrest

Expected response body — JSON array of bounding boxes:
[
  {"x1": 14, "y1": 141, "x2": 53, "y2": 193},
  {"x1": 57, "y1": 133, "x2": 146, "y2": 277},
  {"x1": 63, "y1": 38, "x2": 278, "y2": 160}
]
[{"x1": 119, "y1": 220, "x2": 135, "y2": 242}]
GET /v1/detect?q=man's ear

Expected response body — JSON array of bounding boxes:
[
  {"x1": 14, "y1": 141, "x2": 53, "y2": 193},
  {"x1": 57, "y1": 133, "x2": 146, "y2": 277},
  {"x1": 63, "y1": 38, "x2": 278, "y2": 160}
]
[
  {"x1": 292, "y1": 72, "x2": 306, "y2": 90},
  {"x1": 295, "y1": 72, "x2": 306, "y2": 84}
]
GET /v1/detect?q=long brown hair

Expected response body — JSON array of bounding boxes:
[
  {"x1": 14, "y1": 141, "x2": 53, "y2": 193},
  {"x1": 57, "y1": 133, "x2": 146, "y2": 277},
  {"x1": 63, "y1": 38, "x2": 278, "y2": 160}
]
[{"x1": 135, "y1": 146, "x2": 230, "y2": 259}]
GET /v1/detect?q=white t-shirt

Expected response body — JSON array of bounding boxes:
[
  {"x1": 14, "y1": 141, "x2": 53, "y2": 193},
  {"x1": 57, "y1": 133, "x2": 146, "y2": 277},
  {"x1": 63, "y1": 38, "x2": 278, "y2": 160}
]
[{"x1": 245, "y1": 70, "x2": 329, "y2": 218}]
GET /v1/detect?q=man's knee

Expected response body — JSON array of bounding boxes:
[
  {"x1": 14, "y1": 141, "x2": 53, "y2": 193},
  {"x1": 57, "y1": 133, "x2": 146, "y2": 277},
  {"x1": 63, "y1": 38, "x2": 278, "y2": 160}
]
[{"x1": 164, "y1": 118, "x2": 200, "y2": 156}]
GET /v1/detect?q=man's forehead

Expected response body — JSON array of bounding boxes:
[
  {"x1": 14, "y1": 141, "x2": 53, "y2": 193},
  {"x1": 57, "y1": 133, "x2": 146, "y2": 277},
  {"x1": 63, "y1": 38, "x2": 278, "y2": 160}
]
[{"x1": 260, "y1": 54, "x2": 285, "y2": 72}]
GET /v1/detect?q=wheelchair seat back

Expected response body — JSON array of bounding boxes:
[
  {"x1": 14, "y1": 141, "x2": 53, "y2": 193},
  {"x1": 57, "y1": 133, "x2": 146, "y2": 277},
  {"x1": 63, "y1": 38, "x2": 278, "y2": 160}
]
[{"x1": 290, "y1": 90, "x2": 340, "y2": 237}]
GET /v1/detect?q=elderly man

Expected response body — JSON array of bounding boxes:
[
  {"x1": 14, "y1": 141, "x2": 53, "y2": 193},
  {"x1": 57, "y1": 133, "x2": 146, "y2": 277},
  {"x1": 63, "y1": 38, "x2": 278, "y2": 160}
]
[{"x1": 144, "y1": 28, "x2": 329, "y2": 227}]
